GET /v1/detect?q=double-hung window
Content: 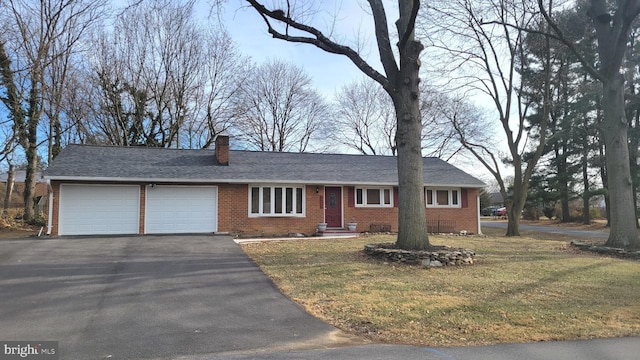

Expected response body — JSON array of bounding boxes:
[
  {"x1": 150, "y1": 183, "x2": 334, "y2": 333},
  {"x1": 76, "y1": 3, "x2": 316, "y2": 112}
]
[
  {"x1": 250, "y1": 185, "x2": 305, "y2": 216},
  {"x1": 355, "y1": 187, "x2": 393, "y2": 207},
  {"x1": 426, "y1": 188, "x2": 460, "y2": 208}
]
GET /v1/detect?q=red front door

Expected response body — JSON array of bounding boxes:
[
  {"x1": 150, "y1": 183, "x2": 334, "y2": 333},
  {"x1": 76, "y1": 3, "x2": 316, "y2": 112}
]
[{"x1": 324, "y1": 187, "x2": 343, "y2": 228}]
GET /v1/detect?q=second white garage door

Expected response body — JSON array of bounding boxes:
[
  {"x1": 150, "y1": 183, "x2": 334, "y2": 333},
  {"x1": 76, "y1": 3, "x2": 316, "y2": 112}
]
[{"x1": 145, "y1": 185, "x2": 218, "y2": 234}]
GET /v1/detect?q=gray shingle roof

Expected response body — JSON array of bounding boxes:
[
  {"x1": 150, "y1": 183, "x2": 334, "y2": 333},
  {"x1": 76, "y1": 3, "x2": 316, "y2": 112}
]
[{"x1": 42, "y1": 144, "x2": 485, "y2": 187}]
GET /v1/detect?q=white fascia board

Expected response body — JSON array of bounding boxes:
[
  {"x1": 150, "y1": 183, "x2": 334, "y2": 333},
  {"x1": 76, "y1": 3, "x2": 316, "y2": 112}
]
[
  {"x1": 43, "y1": 176, "x2": 397, "y2": 186},
  {"x1": 43, "y1": 176, "x2": 228, "y2": 183},
  {"x1": 424, "y1": 183, "x2": 485, "y2": 188}
]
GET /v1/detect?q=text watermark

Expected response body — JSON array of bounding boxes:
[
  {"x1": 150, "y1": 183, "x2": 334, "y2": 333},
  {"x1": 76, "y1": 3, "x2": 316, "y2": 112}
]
[{"x1": 0, "y1": 342, "x2": 58, "y2": 360}]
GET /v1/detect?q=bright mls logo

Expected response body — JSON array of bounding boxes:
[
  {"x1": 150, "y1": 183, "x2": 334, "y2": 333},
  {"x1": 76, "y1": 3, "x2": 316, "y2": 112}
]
[{"x1": 1, "y1": 342, "x2": 58, "y2": 360}]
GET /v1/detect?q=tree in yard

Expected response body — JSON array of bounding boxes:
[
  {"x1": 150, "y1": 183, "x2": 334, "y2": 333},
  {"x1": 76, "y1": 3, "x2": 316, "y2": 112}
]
[
  {"x1": 0, "y1": 0, "x2": 105, "y2": 222},
  {"x1": 242, "y1": 0, "x2": 430, "y2": 249},
  {"x1": 231, "y1": 59, "x2": 330, "y2": 152},
  {"x1": 539, "y1": 0, "x2": 640, "y2": 249},
  {"x1": 517, "y1": 7, "x2": 591, "y2": 223},
  {"x1": 334, "y1": 78, "x2": 396, "y2": 155},
  {"x1": 425, "y1": 0, "x2": 552, "y2": 236},
  {"x1": 623, "y1": 25, "x2": 640, "y2": 227},
  {"x1": 510, "y1": 1, "x2": 610, "y2": 226},
  {"x1": 335, "y1": 77, "x2": 464, "y2": 159},
  {"x1": 89, "y1": 0, "x2": 204, "y2": 147},
  {"x1": 185, "y1": 29, "x2": 249, "y2": 149},
  {"x1": 85, "y1": 0, "x2": 246, "y2": 149}
]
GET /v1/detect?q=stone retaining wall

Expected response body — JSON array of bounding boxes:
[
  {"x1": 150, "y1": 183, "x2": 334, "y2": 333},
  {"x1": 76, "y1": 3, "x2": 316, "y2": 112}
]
[{"x1": 364, "y1": 242, "x2": 476, "y2": 268}]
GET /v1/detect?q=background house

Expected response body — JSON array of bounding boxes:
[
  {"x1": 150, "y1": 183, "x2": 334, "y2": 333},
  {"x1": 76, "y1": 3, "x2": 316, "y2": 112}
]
[{"x1": 0, "y1": 170, "x2": 47, "y2": 213}]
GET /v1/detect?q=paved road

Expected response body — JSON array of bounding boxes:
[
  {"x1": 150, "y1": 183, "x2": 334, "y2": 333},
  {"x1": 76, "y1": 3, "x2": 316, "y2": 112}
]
[
  {"x1": 0, "y1": 235, "x2": 359, "y2": 359},
  {"x1": 194, "y1": 338, "x2": 640, "y2": 360},
  {"x1": 482, "y1": 221, "x2": 609, "y2": 238},
  {"x1": 2, "y1": 234, "x2": 637, "y2": 360}
]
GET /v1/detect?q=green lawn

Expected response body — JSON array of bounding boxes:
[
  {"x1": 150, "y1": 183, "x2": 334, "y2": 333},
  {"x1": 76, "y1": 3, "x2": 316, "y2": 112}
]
[{"x1": 240, "y1": 233, "x2": 640, "y2": 346}]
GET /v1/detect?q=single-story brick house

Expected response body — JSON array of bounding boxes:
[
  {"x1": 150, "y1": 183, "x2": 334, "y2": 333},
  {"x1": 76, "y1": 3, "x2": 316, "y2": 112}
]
[{"x1": 42, "y1": 136, "x2": 485, "y2": 236}]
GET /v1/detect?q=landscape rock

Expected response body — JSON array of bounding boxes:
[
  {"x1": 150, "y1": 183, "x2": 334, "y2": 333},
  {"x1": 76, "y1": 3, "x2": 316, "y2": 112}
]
[
  {"x1": 364, "y1": 242, "x2": 476, "y2": 267},
  {"x1": 430, "y1": 260, "x2": 443, "y2": 267}
]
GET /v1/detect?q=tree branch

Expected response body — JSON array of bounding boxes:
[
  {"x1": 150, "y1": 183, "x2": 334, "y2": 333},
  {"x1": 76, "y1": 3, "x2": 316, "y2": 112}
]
[
  {"x1": 398, "y1": 0, "x2": 420, "y2": 50},
  {"x1": 245, "y1": 0, "x2": 389, "y2": 89},
  {"x1": 368, "y1": 0, "x2": 399, "y2": 88},
  {"x1": 537, "y1": 0, "x2": 602, "y2": 81}
]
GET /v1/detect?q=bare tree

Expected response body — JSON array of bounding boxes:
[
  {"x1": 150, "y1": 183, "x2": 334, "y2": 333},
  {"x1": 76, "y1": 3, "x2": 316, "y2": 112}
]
[
  {"x1": 538, "y1": 0, "x2": 640, "y2": 248},
  {"x1": 184, "y1": 29, "x2": 249, "y2": 149},
  {"x1": 335, "y1": 78, "x2": 464, "y2": 159},
  {"x1": 425, "y1": 0, "x2": 551, "y2": 236},
  {"x1": 334, "y1": 78, "x2": 396, "y2": 155},
  {"x1": 0, "y1": 0, "x2": 105, "y2": 222},
  {"x1": 240, "y1": 1, "x2": 429, "y2": 249},
  {"x1": 419, "y1": 88, "x2": 466, "y2": 160},
  {"x1": 232, "y1": 59, "x2": 330, "y2": 152},
  {"x1": 84, "y1": 0, "x2": 245, "y2": 150},
  {"x1": 87, "y1": 0, "x2": 204, "y2": 147}
]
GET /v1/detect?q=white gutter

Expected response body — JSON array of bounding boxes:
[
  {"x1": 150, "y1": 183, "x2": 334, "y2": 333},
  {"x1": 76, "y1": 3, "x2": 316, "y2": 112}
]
[
  {"x1": 477, "y1": 193, "x2": 482, "y2": 235},
  {"x1": 46, "y1": 179, "x2": 53, "y2": 235}
]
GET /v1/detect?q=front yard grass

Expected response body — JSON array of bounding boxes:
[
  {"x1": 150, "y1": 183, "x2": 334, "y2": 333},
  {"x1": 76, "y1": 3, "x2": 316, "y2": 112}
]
[{"x1": 240, "y1": 233, "x2": 640, "y2": 346}]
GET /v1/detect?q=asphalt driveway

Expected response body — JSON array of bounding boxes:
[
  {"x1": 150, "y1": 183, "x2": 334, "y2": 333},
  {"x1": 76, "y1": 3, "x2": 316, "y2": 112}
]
[
  {"x1": 482, "y1": 220, "x2": 610, "y2": 238},
  {"x1": 0, "y1": 235, "x2": 358, "y2": 359}
]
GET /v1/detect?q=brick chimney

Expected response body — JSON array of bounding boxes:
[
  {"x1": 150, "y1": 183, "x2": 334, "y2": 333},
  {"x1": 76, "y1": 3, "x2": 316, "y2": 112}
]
[{"x1": 215, "y1": 135, "x2": 229, "y2": 165}]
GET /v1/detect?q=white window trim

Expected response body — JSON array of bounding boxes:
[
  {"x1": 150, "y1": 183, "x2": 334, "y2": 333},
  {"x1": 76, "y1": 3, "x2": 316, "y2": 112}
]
[
  {"x1": 248, "y1": 184, "x2": 306, "y2": 217},
  {"x1": 425, "y1": 187, "x2": 461, "y2": 208},
  {"x1": 355, "y1": 187, "x2": 394, "y2": 208}
]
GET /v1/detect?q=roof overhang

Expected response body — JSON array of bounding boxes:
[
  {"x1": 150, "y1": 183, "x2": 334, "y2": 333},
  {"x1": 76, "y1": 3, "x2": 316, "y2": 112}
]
[{"x1": 44, "y1": 176, "x2": 485, "y2": 188}]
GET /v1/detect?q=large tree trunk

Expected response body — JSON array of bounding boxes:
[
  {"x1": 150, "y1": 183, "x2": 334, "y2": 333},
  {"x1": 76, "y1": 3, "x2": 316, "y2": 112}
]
[
  {"x1": 393, "y1": 8, "x2": 429, "y2": 250},
  {"x1": 506, "y1": 207, "x2": 521, "y2": 236},
  {"x1": 394, "y1": 108, "x2": 428, "y2": 250},
  {"x1": 505, "y1": 178, "x2": 527, "y2": 236},
  {"x1": 602, "y1": 75, "x2": 639, "y2": 248},
  {"x1": 3, "y1": 164, "x2": 15, "y2": 216},
  {"x1": 23, "y1": 141, "x2": 38, "y2": 222},
  {"x1": 582, "y1": 152, "x2": 591, "y2": 225}
]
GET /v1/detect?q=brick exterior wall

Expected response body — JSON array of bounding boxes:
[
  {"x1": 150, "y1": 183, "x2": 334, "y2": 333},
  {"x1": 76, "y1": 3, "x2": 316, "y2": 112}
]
[
  {"x1": 215, "y1": 135, "x2": 229, "y2": 165},
  {"x1": 218, "y1": 184, "x2": 326, "y2": 236},
  {"x1": 48, "y1": 181, "x2": 480, "y2": 236}
]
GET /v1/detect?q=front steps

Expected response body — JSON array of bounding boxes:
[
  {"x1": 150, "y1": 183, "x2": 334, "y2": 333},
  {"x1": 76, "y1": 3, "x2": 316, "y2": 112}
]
[{"x1": 319, "y1": 229, "x2": 360, "y2": 237}]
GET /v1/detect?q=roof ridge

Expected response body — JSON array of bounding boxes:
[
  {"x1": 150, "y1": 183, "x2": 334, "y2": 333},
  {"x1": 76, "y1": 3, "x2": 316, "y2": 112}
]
[
  {"x1": 66, "y1": 144, "x2": 213, "y2": 151},
  {"x1": 229, "y1": 149, "x2": 442, "y2": 160},
  {"x1": 64, "y1": 144, "x2": 442, "y2": 160}
]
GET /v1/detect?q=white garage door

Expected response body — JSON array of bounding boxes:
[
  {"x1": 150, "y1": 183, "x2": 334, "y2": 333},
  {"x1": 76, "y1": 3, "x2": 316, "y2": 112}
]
[
  {"x1": 145, "y1": 186, "x2": 218, "y2": 234},
  {"x1": 59, "y1": 184, "x2": 140, "y2": 236}
]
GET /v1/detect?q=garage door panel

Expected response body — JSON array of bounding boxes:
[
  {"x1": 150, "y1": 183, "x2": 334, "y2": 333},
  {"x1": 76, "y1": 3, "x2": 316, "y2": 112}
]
[
  {"x1": 59, "y1": 185, "x2": 140, "y2": 236},
  {"x1": 145, "y1": 186, "x2": 217, "y2": 234}
]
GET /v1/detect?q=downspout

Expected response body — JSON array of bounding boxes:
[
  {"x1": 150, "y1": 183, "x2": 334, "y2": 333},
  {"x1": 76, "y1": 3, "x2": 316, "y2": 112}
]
[
  {"x1": 46, "y1": 179, "x2": 53, "y2": 235},
  {"x1": 477, "y1": 193, "x2": 482, "y2": 235}
]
